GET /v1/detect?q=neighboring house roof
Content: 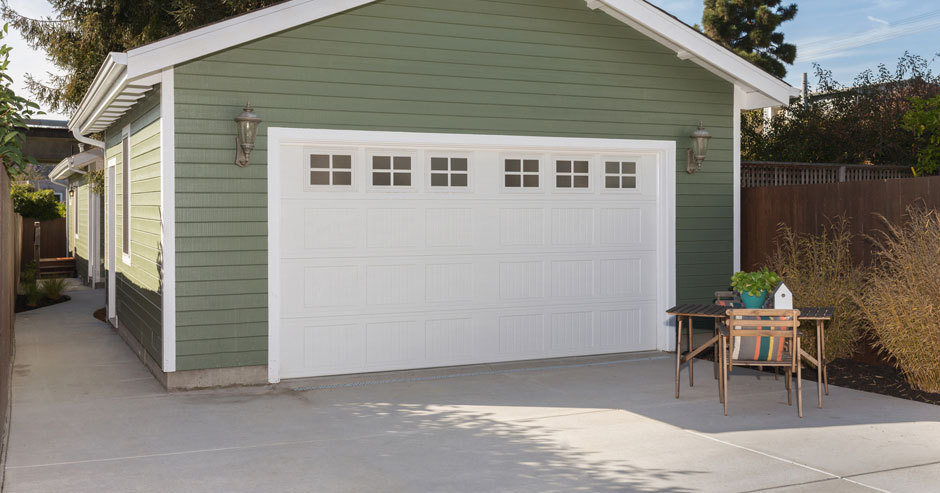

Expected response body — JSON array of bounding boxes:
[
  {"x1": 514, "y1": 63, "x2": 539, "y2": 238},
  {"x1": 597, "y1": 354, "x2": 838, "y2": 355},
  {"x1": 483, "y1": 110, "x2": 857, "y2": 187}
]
[
  {"x1": 69, "y1": 0, "x2": 799, "y2": 135},
  {"x1": 49, "y1": 148, "x2": 104, "y2": 181}
]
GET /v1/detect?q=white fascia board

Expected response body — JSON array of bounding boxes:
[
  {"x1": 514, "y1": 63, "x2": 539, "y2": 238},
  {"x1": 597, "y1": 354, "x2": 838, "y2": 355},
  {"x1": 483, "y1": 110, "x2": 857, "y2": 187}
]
[
  {"x1": 49, "y1": 149, "x2": 105, "y2": 180},
  {"x1": 588, "y1": 0, "x2": 800, "y2": 108},
  {"x1": 68, "y1": 53, "x2": 128, "y2": 132},
  {"x1": 125, "y1": 0, "x2": 376, "y2": 79}
]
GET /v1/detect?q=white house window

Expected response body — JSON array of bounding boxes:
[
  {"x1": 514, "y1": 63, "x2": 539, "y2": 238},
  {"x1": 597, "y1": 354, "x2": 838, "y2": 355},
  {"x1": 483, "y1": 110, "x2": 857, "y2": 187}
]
[
  {"x1": 605, "y1": 161, "x2": 637, "y2": 189},
  {"x1": 556, "y1": 160, "x2": 589, "y2": 189},
  {"x1": 430, "y1": 157, "x2": 468, "y2": 187},
  {"x1": 505, "y1": 158, "x2": 539, "y2": 188},
  {"x1": 372, "y1": 155, "x2": 411, "y2": 186},
  {"x1": 309, "y1": 154, "x2": 352, "y2": 186}
]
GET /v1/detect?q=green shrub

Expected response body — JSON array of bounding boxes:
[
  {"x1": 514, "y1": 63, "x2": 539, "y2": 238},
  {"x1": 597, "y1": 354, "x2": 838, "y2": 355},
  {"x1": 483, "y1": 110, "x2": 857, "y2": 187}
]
[
  {"x1": 766, "y1": 217, "x2": 866, "y2": 361},
  {"x1": 858, "y1": 207, "x2": 940, "y2": 393},
  {"x1": 24, "y1": 283, "x2": 44, "y2": 307},
  {"x1": 730, "y1": 267, "x2": 780, "y2": 296},
  {"x1": 18, "y1": 260, "x2": 37, "y2": 294},
  {"x1": 39, "y1": 278, "x2": 67, "y2": 300},
  {"x1": 10, "y1": 184, "x2": 64, "y2": 220}
]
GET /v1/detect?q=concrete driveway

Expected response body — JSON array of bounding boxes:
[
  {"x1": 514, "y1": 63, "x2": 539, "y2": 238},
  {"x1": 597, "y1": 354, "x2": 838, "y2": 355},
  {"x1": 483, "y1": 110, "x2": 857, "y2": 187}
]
[{"x1": 5, "y1": 284, "x2": 940, "y2": 492}]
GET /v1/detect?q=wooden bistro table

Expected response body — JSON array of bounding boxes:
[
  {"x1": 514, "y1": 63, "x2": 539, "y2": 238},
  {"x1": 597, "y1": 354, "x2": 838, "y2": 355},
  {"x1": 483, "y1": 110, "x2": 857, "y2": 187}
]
[{"x1": 666, "y1": 304, "x2": 835, "y2": 407}]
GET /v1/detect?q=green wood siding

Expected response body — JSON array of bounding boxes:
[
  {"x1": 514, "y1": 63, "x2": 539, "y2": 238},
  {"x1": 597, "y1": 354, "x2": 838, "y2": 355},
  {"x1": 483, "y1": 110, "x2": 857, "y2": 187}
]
[
  {"x1": 104, "y1": 90, "x2": 163, "y2": 365},
  {"x1": 70, "y1": 174, "x2": 89, "y2": 279},
  {"x1": 174, "y1": 0, "x2": 735, "y2": 371}
]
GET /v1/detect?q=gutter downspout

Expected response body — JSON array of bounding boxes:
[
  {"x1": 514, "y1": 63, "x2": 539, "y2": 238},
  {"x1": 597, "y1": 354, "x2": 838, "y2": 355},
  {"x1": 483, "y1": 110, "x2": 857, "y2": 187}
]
[{"x1": 72, "y1": 128, "x2": 105, "y2": 150}]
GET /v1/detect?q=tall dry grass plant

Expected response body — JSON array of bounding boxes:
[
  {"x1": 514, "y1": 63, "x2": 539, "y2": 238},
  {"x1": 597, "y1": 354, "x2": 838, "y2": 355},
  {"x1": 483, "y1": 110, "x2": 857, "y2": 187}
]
[
  {"x1": 766, "y1": 217, "x2": 866, "y2": 361},
  {"x1": 858, "y1": 207, "x2": 940, "y2": 393}
]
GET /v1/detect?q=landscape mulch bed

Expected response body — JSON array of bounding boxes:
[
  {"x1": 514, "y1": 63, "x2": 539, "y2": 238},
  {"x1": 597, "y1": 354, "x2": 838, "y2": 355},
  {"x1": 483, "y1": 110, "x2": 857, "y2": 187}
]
[
  {"x1": 14, "y1": 295, "x2": 71, "y2": 313},
  {"x1": 695, "y1": 345, "x2": 940, "y2": 406}
]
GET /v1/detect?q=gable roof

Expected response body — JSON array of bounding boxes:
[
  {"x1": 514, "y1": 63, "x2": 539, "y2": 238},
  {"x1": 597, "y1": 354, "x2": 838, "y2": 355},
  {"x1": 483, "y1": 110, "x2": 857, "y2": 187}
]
[{"x1": 69, "y1": 0, "x2": 799, "y2": 136}]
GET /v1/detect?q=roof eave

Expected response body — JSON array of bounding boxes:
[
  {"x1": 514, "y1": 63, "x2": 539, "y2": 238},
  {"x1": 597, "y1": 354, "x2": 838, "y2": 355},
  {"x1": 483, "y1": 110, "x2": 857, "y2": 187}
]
[
  {"x1": 589, "y1": 0, "x2": 799, "y2": 108},
  {"x1": 68, "y1": 53, "x2": 128, "y2": 135}
]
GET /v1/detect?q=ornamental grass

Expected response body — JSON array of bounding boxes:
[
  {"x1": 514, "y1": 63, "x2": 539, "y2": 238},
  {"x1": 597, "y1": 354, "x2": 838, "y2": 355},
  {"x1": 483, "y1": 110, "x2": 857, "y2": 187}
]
[
  {"x1": 766, "y1": 217, "x2": 866, "y2": 361},
  {"x1": 858, "y1": 207, "x2": 940, "y2": 393}
]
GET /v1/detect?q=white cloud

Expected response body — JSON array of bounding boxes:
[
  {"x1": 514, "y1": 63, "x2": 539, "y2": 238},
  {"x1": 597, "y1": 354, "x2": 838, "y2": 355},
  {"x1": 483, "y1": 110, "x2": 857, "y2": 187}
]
[
  {"x1": 867, "y1": 15, "x2": 890, "y2": 26},
  {"x1": 797, "y1": 9, "x2": 940, "y2": 62}
]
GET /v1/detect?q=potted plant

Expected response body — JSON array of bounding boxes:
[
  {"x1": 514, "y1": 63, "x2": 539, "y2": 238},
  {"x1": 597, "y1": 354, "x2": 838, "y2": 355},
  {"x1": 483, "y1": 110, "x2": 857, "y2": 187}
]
[{"x1": 730, "y1": 267, "x2": 781, "y2": 308}]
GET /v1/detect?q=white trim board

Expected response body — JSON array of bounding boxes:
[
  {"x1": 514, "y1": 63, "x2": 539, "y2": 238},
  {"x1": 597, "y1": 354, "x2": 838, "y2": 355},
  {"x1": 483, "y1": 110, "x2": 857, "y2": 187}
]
[
  {"x1": 267, "y1": 127, "x2": 677, "y2": 383},
  {"x1": 160, "y1": 68, "x2": 177, "y2": 373},
  {"x1": 69, "y1": 0, "x2": 796, "y2": 136}
]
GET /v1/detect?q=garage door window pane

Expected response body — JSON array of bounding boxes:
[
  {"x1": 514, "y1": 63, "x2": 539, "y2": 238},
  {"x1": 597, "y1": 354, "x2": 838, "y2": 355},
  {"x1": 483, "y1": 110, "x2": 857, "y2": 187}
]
[
  {"x1": 605, "y1": 161, "x2": 637, "y2": 190},
  {"x1": 309, "y1": 154, "x2": 353, "y2": 187},
  {"x1": 430, "y1": 156, "x2": 469, "y2": 188},
  {"x1": 505, "y1": 158, "x2": 539, "y2": 188},
  {"x1": 373, "y1": 155, "x2": 412, "y2": 187},
  {"x1": 555, "y1": 159, "x2": 589, "y2": 189}
]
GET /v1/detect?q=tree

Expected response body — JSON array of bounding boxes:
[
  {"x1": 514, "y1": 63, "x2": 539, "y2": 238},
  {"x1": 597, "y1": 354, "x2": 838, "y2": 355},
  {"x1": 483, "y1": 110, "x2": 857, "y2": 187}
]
[
  {"x1": 0, "y1": 22, "x2": 39, "y2": 176},
  {"x1": 0, "y1": 0, "x2": 279, "y2": 114},
  {"x1": 11, "y1": 184, "x2": 64, "y2": 220},
  {"x1": 702, "y1": 0, "x2": 798, "y2": 78},
  {"x1": 902, "y1": 95, "x2": 940, "y2": 175},
  {"x1": 742, "y1": 53, "x2": 940, "y2": 166}
]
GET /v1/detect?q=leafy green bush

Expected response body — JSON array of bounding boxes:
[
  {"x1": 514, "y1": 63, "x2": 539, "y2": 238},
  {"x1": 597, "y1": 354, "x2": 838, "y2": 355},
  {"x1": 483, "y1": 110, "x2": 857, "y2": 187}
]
[
  {"x1": 39, "y1": 278, "x2": 67, "y2": 300},
  {"x1": 858, "y1": 207, "x2": 940, "y2": 393},
  {"x1": 766, "y1": 218, "x2": 866, "y2": 361},
  {"x1": 730, "y1": 267, "x2": 780, "y2": 296},
  {"x1": 10, "y1": 183, "x2": 64, "y2": 220},
  {"x1": 902, "y1": 95, "x2": 940, "y2": 175}
]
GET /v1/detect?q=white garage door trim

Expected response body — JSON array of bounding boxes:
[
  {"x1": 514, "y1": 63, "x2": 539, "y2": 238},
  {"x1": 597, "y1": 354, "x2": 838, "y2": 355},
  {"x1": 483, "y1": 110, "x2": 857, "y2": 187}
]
[{"x1": 267, "y1": 128, "x2": 676, "y2": 383}]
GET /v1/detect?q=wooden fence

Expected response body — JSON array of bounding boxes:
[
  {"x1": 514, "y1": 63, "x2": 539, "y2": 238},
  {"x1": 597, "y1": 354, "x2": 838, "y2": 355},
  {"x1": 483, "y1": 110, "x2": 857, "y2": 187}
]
[
  {"x1": 0, "y1": 170, "x2": 19, "y2": 483},
  {"x1": 742, "y1": 161, "x2": 912, "y2": 188},
  {"x1": 19, "y1": 217, "x2": 67, "y2": 267},
  {"x1": 742, "y1": 176, "x2": 940, "y2": 269}
]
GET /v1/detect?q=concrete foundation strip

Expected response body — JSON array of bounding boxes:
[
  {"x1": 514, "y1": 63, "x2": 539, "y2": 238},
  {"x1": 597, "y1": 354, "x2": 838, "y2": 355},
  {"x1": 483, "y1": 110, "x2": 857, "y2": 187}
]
[{"x1": 291, "y1": 355, "x2": 671, "y2": 392}]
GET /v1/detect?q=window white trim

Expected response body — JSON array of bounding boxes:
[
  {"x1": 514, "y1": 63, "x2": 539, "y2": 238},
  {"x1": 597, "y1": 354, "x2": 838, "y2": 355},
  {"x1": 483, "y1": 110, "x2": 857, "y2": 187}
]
[
  {"x1": 160, "y1": 67, "x2": 177, "y2": 372},
  {"x1": 366, "y1": 149, "x2": 416, "y2": 191},
  {"x1": 107, "y1": 159, "x2": 117, "y2": 323},
  {"x1": 304, "y1": 149, "x2": 357, "y2": 189},
  {"x1": 601, "y1": 159, "x2": 640, "y2": 191},
  {"x1": 551, "y1": 155, "x2": 593, "y2": 192},
  {"x1": 500, "y1": 153, "x2": 544, "y2": 192},
  {"x1": 426, "y1": 152, "x2": 472, "y2": 191},
  {"x1": 267, "y1": 128, "x2": 677, "y2": 383},
  {"x1": 121, "y1": 124, "x2": 132, "y2": 266}
]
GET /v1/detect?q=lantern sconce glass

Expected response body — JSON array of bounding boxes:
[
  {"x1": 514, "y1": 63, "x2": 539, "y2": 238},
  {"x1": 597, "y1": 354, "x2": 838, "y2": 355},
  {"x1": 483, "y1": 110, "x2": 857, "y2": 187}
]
[
  {"x1": 686, "y1": 122, "x2": 712, "y2": 174},
  {"x1": 234, "y1": 101, "x2": 262, "y2": 167},
  {"x1": 68, "y1": 188, "x2": 75, "y2": 198}
]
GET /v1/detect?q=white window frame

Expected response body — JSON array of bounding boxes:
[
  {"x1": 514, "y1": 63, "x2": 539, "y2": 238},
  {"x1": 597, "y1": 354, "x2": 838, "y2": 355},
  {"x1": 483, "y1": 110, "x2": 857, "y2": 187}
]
[
  {"x1": 426, "y1": 152, "x2": 471, "y2": 192},
  {"x1": 121, "y1": 124, "x2": 132, "y2": 266},
  {"x1": 366, "y1": 149, "x2": 416, "y2": 191},
  {"x1": 73, "y1": 186, "x2": 79, "y2": 240},
  {"x1": 303, "y1": 149, "x2": 356, "y2": 190},
  {"x1": 500, "y1": 154, "x2": 544, "y2": 192},
  {"x1": 551, "y1": 155, "x2": 593, "y2": 192},
  {"x1": 602, "y1": 158, "x2": 640, "y2": 192}
]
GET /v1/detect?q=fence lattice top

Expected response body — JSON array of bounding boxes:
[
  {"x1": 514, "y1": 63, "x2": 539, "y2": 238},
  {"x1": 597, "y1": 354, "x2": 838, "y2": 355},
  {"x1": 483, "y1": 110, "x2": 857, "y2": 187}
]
[{"x1": 742, "y1": 161, "x2": 912, "y2": 188}]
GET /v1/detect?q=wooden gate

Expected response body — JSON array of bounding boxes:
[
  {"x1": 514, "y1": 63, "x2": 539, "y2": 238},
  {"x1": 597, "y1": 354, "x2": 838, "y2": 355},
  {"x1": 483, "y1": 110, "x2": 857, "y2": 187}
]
[{"x1": 19, "y1": 217, "x2": 67, "y2": 267}]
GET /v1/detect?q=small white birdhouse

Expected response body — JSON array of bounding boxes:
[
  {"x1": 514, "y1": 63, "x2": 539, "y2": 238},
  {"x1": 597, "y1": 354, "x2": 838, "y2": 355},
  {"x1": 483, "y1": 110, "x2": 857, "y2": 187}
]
[{"x1": 773, "y1": 282, "x2": 793, "y2": 309}]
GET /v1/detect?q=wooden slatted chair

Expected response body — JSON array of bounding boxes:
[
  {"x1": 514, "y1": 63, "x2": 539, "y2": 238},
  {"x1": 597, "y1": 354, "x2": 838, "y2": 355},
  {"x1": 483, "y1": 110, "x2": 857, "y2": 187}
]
[{"x1": 720, "y1": 309, "x2": 803, "y2": 417}]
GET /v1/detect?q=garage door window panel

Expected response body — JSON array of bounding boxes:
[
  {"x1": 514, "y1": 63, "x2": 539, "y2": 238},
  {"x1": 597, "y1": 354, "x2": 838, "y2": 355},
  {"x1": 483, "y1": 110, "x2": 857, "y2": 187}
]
[
  {"x1": 429, "y1": 156, "x2": 469, "y2": 189},
  {"x1": 308, "y1": 153, "x2": 353, "y2": 187},
  {"x1": 504, "y1": 158, "x2": 541, "y2": 189},
  {"x1": 605, "y1": 161, "x2": 638, "y2": 190},
  {"x1": 555, "y1": 159, "x2": 591, "y2": 190},
  {"x1": 372, "y1": 154, "x2": 413, "y2": 188}
]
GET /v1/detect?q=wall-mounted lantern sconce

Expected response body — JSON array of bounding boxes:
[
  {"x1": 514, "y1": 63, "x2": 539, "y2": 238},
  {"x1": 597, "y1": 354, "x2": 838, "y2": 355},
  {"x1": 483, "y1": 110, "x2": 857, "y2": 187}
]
[
  {"x1": 686, "y1": 122, "x2": 712, "y2": 174},
  {"x1": 234, "y1": 101, "x2": 262, "y2": 167},
  {"x1": 68, "y1": 188, "x2": 75, "y2": 198}
]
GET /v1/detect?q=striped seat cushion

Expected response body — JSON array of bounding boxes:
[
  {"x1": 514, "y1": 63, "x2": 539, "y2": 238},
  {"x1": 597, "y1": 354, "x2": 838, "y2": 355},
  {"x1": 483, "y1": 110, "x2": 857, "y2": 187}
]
[{"x1": 731, "y1": 315, "x2": 789, "y2": 362}]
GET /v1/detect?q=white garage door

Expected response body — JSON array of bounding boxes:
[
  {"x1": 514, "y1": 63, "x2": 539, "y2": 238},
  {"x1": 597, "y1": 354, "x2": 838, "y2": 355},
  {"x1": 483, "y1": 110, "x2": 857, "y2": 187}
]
[{"x1": 269, "y1": 129, "x2": 675, "y2": 381}]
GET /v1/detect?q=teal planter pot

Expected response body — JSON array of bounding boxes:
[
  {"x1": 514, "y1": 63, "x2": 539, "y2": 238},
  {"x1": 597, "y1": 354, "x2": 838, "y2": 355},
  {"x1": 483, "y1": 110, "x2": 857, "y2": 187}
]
[{"x1": 739, "y1": 291, "x2": 768, "y2": 309}]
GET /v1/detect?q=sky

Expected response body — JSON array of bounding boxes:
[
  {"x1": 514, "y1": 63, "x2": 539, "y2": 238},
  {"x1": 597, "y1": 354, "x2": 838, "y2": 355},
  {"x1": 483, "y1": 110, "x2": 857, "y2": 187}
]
[{"x1": 4, "y1": 0, "x2": 940, "y2": 122}]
